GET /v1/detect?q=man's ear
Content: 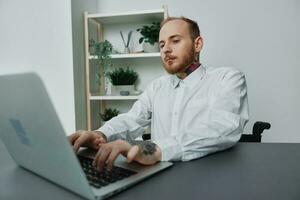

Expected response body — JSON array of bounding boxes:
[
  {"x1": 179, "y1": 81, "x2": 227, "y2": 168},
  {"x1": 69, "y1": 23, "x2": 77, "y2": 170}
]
[{"x1": 194, "y1": 36, "x2": 203, "y2": 53}]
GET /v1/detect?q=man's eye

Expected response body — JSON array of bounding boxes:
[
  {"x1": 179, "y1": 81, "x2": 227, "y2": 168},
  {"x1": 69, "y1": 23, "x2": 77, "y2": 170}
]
[
  {"x1": 173, "y1": 40, "x2": 180, "y2": 43},
  {"x1": 159, "y1": 44, "x2": 164, "y2": 49}
]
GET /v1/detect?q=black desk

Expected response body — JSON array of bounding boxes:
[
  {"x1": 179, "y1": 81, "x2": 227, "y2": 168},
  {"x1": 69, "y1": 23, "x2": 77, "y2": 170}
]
[{"x1": 1, "y1": 140, "x2": 300, "y2": 200}]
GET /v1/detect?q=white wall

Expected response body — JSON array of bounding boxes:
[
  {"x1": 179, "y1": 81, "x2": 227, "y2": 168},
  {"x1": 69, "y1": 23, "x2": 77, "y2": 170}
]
[
  {"x1": 0, "y1": 0, "x2": 76, "y2": 134},
  {"x1": 96, "y1": 0, "x2": 300, "y2": 142},
  {"x1": 71, "y1": 0, "x2": 98, "y2": 130}
]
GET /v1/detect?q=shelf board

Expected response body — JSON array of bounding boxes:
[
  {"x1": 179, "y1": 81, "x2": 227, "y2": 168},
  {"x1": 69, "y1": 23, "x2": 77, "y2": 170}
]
[
  {"x1": 89, "y1": 52, "x2": 160, "y2": 60},
  {"x1": 87, "y1": 9, "x2": 165, "y2": 24},
  {"x1": 90, "y1": 95, "x2": 139, "y2": 100}
]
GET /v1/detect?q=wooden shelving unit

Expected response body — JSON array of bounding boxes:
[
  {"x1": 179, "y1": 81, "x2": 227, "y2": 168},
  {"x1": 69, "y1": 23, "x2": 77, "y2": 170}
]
[{"x1": 84, "y1": 6, "x2": 168, "y2": 130}]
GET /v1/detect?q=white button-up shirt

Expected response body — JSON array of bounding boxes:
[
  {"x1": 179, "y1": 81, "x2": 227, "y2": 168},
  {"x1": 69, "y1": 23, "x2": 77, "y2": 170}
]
[{"x1": 98, "y1": 65, "x2": 249, "y2": 161}]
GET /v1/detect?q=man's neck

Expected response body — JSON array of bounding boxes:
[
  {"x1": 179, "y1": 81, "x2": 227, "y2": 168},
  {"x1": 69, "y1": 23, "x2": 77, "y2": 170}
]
[{"x1": 176, "y1": 62, "x2": 201, "y2": 80}]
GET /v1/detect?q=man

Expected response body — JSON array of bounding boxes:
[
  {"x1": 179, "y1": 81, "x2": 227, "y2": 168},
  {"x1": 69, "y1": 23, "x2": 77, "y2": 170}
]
[{"x1": 69, "y1": 17, "x2": 249, "y2": 172}]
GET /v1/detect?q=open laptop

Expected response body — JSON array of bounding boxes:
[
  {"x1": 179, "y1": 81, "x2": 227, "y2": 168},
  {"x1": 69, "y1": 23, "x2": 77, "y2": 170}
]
[{"x1": 0, "y1": 72, "x2": 173, "y2": 200}]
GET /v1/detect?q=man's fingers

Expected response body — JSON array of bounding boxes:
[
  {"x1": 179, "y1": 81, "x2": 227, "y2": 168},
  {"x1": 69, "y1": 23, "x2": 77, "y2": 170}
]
[
  {"x1": 92, "y1": 138, "x2": 102, "y2": 149},
  {"x1": 93, "y1": 143, "x2": 107, "y2": 166},
  {"x1": 68, "y1": 133, "x2": 80, "y2": 145},
  {"x1": 73, "y1": 134, "x2": 89, "y2": 152},
  {"x1": 93, "y1": 147, "x2": 102, "y2": 167},
  {"x1": 96, "y1": 148, "x2": 110, "y2": 172},
  {"x1": 127, "y1": 145, "x2": 139, "y2": 163},
  {"x1": 94, "y1": 146, "x2": 111, "y2": 172},
  {"x1": 107, "y1": 150, "x2": 119, "y2": 171},
  {"x1": 90, "y1": 134, "x2": 107, "y2": 150}
]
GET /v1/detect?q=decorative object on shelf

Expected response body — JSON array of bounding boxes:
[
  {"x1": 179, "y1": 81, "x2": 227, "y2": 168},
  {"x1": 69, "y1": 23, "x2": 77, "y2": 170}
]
[
  {"x1": 137, "y1": 22, "x2": 160, "y2": 53},
  {"x1": 120, "y1": 30, "x2": 132, "y2": 54},
  {"x1": 106, "y1": 67, "x2": 138, "y2": 96},
  {"x1": 100, "y1": 108, "x2": 120, "y2": 122},
  {"x1": 89, "y1": 39, "x2": 113, "y2": 91},
  {"x1": 90, "y1": 39, "x2": 113, "y2": 65},
  {"x1": 143, "y1": 42, "x2": 159, "y2": 53},
  {"x1": 117, "y1": 86, "x2": 131, "y2": 96}
]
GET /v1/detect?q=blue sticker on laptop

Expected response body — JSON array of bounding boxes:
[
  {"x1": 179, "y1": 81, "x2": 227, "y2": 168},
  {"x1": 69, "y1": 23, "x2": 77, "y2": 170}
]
[{"x1": 9, "y1": 119, "x2": 31, "y2": 146}]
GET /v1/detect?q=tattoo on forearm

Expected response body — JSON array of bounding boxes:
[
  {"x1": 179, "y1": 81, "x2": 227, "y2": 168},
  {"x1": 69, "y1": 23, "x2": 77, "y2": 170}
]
[{"x1": 127, "y1": 140, "x2": 157, "y2": 155}]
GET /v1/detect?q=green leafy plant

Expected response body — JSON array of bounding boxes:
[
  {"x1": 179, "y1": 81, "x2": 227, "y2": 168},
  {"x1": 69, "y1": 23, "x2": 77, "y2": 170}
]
[
  {"x1": 106, "y1": 67, "x2": 138, "y2": 85},
  {"x1": 100, "y1": 108, "x2": 120, "y2": 121},
  {"x1": 136, "y1": 22, "x2": 160, "y2": 45},
  {"x1": 89, "y1": 39, "x2": 113, "y2": 84},
  {"x1": 94, "y1": 40, "x2": 113, "y2": 64},
  {"x1": 90, "y1": 39, "x2": 113, "y2": 64}
]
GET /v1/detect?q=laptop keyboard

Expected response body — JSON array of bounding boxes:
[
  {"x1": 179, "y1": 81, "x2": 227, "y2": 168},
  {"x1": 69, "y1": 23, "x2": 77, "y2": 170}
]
[{"x1": 78, "y1": 155, "x2": 137, "y2": 189}]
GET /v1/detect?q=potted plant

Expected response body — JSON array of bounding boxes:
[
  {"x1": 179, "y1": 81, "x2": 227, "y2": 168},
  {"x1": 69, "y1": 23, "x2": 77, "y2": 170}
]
[
  {"x1": 137, "y1": 22, "x2": 160, "y2": 53},
  {"x1": 89, "y1": 39, "x2": 113, "y2": 64},
  {"x1": 106, "y1": 67, "x2": 138, "y2": 96},
  {"x1": 89, "y1": 39, "x2": 113, "y2": 94},
  {"x1": 100, "y1": 108, "x2": 120, "y2": 122}
]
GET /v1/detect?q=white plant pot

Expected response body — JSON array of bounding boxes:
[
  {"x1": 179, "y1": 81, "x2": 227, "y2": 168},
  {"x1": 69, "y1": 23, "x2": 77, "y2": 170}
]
[
  {"x1": 112, "y1": 85, "x2": 135, "y2": 96},
  {"x1": 143, "y1": 42, "x2": 159, "y2": 53},
  {"x1": 123, "y1": 47, "x2": 130, "y2": 54}
]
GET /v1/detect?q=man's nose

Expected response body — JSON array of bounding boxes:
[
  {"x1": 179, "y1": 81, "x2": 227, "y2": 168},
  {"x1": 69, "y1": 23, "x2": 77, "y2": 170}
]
[{"x1": 161, "y1": 44, "x2": 171, "y2": 54}]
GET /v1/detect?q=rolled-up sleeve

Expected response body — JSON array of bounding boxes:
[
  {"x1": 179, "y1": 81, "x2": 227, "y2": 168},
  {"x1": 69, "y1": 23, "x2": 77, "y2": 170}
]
[{"x1": 153, "y1": 137, "x2": 183, "y2": 161}]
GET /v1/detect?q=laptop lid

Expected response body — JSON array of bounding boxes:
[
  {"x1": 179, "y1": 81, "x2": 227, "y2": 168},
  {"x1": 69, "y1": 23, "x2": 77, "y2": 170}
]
[{"x1": 0, "y1": 72, "x2": 95, "y2": 200}]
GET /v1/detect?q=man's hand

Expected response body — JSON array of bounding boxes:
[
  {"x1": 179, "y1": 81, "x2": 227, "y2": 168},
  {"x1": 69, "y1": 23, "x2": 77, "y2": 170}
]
[
  {"x1": 93, "y1": 139, "x2": 162, "y2": 172},
  {"x1": 68, "y1": 130, "x2": 107, "y2": 152}
]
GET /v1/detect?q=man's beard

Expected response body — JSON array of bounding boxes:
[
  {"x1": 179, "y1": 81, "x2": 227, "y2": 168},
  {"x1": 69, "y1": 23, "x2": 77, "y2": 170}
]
[{"x1": 162, "y1": 48, "x2": 196, "y2": 75}]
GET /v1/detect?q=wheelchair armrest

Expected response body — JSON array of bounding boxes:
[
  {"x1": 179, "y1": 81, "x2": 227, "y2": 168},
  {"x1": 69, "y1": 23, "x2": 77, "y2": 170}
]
[
  {"x1": 252, "y1": 121, "x2": 271, "y2": 136},
  {"x1": 142, "y1": 133, "x2": 151, "y2": 141}
]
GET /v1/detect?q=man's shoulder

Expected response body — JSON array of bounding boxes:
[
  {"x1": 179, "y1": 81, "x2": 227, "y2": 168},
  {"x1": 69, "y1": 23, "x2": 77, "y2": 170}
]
[
  {"x1": 204, "y1": 66, "x2": 246, "y2": 89},
  {"x1": 206, "y1": 66, "x2": 243, "y2": 76},
  {"x1": 205, "y1": 66, "x2": 245, "y2": 81}
]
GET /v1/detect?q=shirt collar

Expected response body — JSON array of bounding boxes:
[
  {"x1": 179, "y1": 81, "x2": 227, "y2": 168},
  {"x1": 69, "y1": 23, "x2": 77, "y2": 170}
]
[
  {"x1": 171, "y1": 64, "x2": 206, "y2": 89},
  {"x1": 171, "y1": 75, "x2": 181, "y2": 88},
  {"x1": 185, "y1": 62, "x2": 201, "y2": 75}
]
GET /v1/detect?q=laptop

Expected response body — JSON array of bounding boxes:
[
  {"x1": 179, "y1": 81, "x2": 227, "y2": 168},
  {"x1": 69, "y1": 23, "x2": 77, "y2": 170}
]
[{"x1": 0, "y1": 72, "x2": 173, "y2": 200}]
